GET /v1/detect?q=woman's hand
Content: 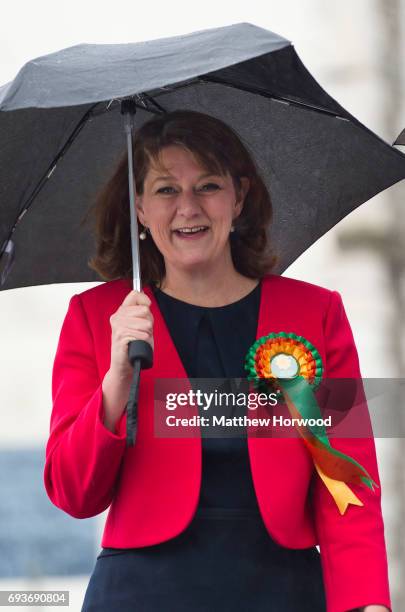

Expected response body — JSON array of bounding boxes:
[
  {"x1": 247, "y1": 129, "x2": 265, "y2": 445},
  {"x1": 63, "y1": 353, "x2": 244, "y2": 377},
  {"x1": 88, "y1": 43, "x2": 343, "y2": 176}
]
[
  {"x1": 102, "y1": 290, "x2": 154, "y2": 433},
  {"x1": 108, "y1": 289, "x2": 154, "y2": 381}
]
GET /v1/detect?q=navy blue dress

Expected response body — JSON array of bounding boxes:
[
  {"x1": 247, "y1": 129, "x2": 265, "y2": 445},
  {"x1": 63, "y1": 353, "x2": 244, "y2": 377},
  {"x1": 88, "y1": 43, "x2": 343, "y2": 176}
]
[{"x1": 81, "y1": 281, "x2": 326, "y2": 611}]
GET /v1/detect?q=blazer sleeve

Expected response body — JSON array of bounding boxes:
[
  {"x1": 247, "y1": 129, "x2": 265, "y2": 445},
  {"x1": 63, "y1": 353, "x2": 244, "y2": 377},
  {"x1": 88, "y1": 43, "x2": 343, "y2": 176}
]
[
  {"x1": 312, "y1": 290, "x2": 391, "y2": 612},
  {"x1": 43, "y1": 293, "x2": 127, "y2": 519}
]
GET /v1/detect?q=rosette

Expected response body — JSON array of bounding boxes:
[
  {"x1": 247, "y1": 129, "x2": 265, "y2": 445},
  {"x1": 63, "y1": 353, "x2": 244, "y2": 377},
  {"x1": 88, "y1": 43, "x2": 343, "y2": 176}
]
[{"x1": 244, "y1": 332, "x2": 378, "y2": 515}]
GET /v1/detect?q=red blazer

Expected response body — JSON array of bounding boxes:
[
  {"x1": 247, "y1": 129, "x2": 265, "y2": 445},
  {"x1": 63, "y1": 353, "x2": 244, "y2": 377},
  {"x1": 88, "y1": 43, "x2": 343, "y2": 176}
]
[{"x1": 44, "y1": 273, "x2": 391, "y2": 612}]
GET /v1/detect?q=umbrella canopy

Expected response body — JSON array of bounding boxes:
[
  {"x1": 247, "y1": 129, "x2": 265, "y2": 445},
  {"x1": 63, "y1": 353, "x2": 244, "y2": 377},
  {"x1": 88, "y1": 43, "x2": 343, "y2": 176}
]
[{"x1": 1, "y1": 21, "x2": 405, "y2": 290}]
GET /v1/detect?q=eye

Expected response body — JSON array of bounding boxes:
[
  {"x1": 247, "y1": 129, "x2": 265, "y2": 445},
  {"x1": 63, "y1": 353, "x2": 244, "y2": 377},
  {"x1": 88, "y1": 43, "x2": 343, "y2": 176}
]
[
  {"x1": 199, "y1": 183, "x2": 220, "y2": 191},
  {"x1": 156, "y1": 186, "x2": 176, "y2": 194}
]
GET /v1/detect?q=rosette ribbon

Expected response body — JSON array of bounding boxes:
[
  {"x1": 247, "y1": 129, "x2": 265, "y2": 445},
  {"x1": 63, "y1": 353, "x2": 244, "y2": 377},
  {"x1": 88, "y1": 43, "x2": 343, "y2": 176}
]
[{"x1": 244, "y1": 332, "x2": 378, "y2": 515}]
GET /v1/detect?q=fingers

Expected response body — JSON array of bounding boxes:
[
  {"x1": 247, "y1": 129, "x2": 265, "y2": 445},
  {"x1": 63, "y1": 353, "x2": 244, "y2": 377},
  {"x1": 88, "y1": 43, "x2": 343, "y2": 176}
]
[{"x1": 121, "y1": 290, "x2": 152, "y2": 307}]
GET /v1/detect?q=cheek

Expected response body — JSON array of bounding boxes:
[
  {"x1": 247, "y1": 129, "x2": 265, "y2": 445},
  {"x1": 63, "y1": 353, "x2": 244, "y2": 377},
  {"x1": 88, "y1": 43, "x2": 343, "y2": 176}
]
[
  {"x1": 210, "y1": 208, "x2": 235, "y2": 231},
  {"x1": 147, "y1": 206, "x2": 171, "y2": 227},
  {"x1": 205, "y1": 197, "x2": 234, "y2": 219}
]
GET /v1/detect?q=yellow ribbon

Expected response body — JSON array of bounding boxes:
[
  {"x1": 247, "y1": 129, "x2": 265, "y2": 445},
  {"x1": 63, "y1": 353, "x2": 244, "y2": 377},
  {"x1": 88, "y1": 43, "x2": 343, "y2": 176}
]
[{"x1": 313, "y1": 461, "x2": 364, "y2": 515}]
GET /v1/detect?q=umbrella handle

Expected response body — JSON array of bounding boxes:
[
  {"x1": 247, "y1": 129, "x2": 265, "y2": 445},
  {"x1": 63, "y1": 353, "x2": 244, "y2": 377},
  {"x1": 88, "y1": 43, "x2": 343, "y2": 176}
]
[{"x1": 125, "y1": 339, "x2": 154, "y2": 447}]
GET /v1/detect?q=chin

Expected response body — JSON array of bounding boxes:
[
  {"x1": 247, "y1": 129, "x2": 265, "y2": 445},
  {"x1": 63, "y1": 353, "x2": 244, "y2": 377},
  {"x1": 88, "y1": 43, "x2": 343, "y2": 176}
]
[{"x1": 175, "y1": 257, "x2": 212, "y2": 271}]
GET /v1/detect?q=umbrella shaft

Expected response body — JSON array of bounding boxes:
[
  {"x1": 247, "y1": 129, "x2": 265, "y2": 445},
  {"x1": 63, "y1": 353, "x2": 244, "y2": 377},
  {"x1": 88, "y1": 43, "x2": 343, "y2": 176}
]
[{"x1": 124, "y1": 112, "x2": 141, "y2": 292}]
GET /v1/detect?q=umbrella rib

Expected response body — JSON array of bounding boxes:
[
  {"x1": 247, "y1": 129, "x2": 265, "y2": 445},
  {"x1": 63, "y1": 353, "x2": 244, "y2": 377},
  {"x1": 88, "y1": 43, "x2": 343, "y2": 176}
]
[
  {"x1": 0, "y1": 102, "x2": 101, "y2": 259},
  {"x1": 197, "y1": 75, "x2": 351, "y2": 120},
  {"x1": 138, "y1": 92, "x2": 167, "y2": 114}
]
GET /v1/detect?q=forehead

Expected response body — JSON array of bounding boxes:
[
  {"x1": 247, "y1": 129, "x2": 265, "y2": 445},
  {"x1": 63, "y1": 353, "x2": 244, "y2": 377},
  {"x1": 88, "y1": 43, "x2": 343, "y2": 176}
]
[{"x1": 145, "y1": 146, "x2": 228, "y2": 181}]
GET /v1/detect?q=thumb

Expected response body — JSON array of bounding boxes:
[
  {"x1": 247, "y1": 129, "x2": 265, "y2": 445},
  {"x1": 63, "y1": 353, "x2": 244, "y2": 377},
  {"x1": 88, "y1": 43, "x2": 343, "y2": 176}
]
[{"x1": 122, "y1": 289, "x2": 152, "y2": 307}]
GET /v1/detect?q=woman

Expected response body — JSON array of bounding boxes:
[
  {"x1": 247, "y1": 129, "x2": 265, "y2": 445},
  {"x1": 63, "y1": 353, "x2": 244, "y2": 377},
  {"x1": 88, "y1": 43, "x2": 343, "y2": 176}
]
[{"x1": 44, "y1": 110, "x2": 391, "y2": 612}]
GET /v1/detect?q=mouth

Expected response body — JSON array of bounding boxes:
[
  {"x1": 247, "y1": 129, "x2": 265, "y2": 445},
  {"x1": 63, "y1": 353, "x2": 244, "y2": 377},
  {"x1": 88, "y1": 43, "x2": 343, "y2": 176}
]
[{"x1": 172, "y1": 225, "x2": 210, "y2": 239}]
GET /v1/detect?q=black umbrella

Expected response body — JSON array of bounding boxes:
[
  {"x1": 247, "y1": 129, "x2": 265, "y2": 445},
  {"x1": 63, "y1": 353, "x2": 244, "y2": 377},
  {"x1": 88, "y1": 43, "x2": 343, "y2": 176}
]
[{"x1": 1, "y1": 22, "x2": 404, "y2": 445}]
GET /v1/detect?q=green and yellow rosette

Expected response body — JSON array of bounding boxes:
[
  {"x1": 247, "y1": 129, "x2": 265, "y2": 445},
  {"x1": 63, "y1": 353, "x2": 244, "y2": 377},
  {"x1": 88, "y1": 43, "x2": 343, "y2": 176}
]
[{"x1": 244, "y1": 332, "x2": 379, "y2": 515}]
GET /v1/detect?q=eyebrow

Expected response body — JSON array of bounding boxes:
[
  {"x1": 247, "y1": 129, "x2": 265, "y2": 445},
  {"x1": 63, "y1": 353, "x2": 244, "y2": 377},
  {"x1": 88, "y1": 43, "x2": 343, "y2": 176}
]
[{"x1": 151, "y1": 172, "x2": 220, "y2": 186}]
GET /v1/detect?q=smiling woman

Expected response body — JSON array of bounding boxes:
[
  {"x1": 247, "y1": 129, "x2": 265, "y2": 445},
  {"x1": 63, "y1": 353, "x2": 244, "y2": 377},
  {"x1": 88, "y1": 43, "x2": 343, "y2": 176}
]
[{"x1": 45, "y1": 110, "x2": 391, "y2": 612}]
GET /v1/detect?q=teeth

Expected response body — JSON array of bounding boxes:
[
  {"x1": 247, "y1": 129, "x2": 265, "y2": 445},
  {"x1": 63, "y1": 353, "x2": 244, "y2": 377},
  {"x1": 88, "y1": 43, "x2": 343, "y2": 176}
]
[{"x1": 177, "y1": 226, "x2": 207, "y2": 234}]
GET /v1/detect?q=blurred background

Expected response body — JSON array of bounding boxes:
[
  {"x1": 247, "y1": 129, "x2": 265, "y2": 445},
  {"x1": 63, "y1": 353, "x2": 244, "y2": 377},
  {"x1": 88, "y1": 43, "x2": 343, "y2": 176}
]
[{"x1": 0, "y1": 0, "x2": 404, "y2": 610}]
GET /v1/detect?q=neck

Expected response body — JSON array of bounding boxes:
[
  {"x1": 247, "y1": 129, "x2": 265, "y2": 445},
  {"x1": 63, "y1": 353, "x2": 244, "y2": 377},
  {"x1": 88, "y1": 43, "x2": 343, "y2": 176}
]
[{"x1": 158, "y1": 255, "x2": 258, "y2": 307}]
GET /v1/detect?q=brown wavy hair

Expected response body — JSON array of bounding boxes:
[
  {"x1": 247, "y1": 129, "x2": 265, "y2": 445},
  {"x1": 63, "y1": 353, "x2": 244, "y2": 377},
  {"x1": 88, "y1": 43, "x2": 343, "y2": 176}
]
[{"x1": 86, "y1": 109, "x2": 278, "y2": 287}]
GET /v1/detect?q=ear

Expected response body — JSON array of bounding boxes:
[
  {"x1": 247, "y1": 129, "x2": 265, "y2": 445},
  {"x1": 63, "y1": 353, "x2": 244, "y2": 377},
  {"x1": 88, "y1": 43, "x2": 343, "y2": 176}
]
[
  {"x1": 135, "y1": 195, "x2": 146, "y2": 225},
  {"x1": 234, "y1": 176, "x2": 250, "y2": 217}
]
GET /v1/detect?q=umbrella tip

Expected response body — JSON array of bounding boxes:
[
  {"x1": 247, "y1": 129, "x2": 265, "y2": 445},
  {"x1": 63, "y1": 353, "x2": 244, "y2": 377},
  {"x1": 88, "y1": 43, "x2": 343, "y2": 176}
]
[
  {"x1": 393, "y1": 128, "x2": 405, "y2": 146},
  {"x1": 0, "y1": 239, "x2": 15, "y2": 288}
]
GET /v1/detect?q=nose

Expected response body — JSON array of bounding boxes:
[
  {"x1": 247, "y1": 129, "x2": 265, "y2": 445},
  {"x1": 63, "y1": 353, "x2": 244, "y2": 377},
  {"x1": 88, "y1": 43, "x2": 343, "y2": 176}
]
[{"x1": 175, "y1": 190, "x2": 203, "y2": 217}]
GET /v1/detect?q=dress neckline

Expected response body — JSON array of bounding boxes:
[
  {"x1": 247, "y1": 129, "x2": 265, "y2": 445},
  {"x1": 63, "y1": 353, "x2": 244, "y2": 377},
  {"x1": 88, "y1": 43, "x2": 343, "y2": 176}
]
[{"x1": 152, "y1": 279, "x2": 261, "y2": 310}]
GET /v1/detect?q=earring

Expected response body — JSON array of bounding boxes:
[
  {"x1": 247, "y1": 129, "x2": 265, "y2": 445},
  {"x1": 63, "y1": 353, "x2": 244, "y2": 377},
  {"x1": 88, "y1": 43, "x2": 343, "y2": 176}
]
[
  {"x1": 139, "y1": 225, "x2": 148, "y2": 240},
  {"x1": 231, "y1": 201, "x2": 239, "y2": 233}
]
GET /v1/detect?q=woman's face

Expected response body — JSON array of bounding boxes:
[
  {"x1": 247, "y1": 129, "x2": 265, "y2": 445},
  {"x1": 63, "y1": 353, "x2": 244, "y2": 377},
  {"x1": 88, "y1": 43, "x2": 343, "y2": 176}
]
[{"x1": 136, "y1": 145, "x2": 249, "y2": 274}]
